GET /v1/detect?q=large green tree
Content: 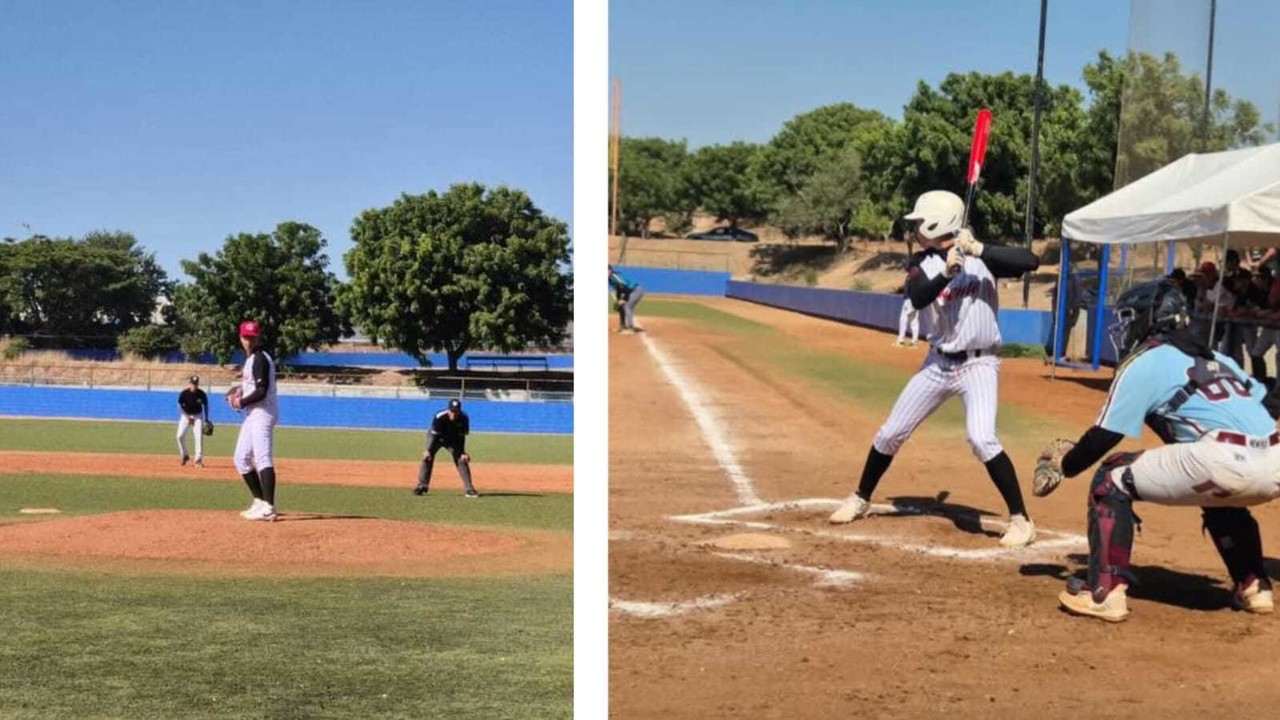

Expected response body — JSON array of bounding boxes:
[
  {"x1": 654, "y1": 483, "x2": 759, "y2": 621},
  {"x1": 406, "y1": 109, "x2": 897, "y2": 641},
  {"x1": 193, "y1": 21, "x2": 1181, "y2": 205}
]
[
  {"x1": 758, "y1": 103, "x2": 891, "y2": 200},
  {"x1": 680, "y1": 142, "x2": 769, "y2": 228},
  {"x1": 174, "y1": 222, "x2": 346, "y2": 363},
  {"x1": 0, "y1": 231, "x2": 168, "y2": 346},
  {"x1": 610, "y1": 137, "x2": 690, "y2": 237},
  {"x1": 339, "y1": 184, "x2": 572, "y2": 371},
  {"x1": 773, "y1": 147, "x2": 877, "y2": 253}
]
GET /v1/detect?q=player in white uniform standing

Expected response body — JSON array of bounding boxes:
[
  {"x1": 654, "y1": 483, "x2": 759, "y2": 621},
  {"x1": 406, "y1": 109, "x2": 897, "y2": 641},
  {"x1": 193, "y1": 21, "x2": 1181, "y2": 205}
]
[
  {"x1": 829, "y1": 190, "x2": 1041, "y2": 547},
  {"x1": 228, "y1": 320, "x2": 280, "y2": 521}
]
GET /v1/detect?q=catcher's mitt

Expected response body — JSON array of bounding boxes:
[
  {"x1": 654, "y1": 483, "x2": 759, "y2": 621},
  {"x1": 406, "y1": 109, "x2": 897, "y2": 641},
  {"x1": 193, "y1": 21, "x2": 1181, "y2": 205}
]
[
  {"x1": 202, "y1": 420, "x2": 215, "y2": 437},
  {"x1": 1033, "y1": 438, "x2": 1076, "y2": 497}
]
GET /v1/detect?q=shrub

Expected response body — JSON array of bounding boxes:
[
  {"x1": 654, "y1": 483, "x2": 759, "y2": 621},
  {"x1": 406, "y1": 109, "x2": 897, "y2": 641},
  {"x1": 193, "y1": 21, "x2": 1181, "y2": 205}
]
[
  {"x1": 2, "y1": 337, "x2": 31, "y2": 360},
  {"x1": 802, "y1": 268, "x2": 819, "y2": 286},
  {"x1": 999, "y1": 343, "x2": 1047, "y2": 360},
  {"x1": 852, "y1": 278, "x2": 873, "y2": 292},
  {"x1": 116, "y1": 325, "x2": 179, "y2": 360}
]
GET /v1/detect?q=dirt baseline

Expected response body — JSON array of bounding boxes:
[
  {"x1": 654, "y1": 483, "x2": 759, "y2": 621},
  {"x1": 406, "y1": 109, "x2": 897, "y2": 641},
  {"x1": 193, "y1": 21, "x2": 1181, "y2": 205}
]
[
  {"x1": 0, "y1": 510, "x2": 571, "y2": 578},
  {"x1": 0, "y1": 451, "x2": 572, "y2": 494}
]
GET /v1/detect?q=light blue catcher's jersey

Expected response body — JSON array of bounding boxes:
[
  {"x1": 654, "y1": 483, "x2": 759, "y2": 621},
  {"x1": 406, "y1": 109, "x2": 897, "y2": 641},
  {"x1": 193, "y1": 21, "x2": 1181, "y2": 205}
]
[{"x1": 1097, "y1": 344, "x2": 1275, "y2": 442}]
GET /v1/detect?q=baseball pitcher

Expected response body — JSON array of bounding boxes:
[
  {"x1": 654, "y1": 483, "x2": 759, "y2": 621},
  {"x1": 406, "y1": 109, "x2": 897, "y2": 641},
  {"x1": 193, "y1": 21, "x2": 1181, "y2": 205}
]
[
  {"x1": 176, "y1": 374, "x2": 209, "y2": 467},
  {"x1": 829, "y1": 190, "x2": 1041, "y2": 548},
  {"x1": 1034, "y1": 280, "x2": 1280, "y2": 622},
  {"x1": 413, "y1": 398, "x2": 479, "y2": 497},
  {"x1": 229, "y1": 320, "x2": 280, "y2": 521}
]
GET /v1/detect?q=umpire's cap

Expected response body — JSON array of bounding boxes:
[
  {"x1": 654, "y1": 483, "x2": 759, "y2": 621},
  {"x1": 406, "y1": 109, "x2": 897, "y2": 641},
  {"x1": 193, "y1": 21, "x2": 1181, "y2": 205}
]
[
  {"x1": 239, "y1": 320, "x2": 261, "y2": 338},
  {"x1": 448, "y1": 399, "x2": 462, "y2": 411}
]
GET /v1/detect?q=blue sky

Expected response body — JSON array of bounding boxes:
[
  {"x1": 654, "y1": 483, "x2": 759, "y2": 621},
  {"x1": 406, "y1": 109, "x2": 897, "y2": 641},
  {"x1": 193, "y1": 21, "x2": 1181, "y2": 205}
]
[
  {"x1": 610, "y1": 0, "x2": 1279, "y2": 148},
  {"x1": 0, "y1": 0, "x2": 571, "y2": 279}
]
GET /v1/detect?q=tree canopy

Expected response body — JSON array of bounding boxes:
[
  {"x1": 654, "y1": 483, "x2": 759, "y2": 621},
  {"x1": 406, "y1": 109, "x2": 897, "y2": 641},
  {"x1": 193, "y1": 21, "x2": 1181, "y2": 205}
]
[
  {"x1": 339, "y1": 183, "x2": 572, "y2": 370},
  {"x1": 174, "y1": 222, "x2": 346, "y2": 363},
  {"x1": 0, "y1": 231, "x2": 169, "y2": 346}
]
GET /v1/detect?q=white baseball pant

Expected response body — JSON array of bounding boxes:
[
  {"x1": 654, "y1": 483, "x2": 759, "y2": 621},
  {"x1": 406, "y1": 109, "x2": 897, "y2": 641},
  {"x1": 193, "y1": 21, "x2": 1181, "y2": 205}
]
[
  {"x1": 233, "y1": 413, "x2": 277, "y2": 474},
  {"x1": 1107, "y1": 430, "x2": 1280, "y2": 507},
  {"x1": 176, "y1": 415, "x2": 204, "y2": 461},
  {"x1": 897, "y1": 299, "x2": 919, "y2": 343},
  {"x1": 873, "y1": 353, "x2": 1003, "y2": 462}
]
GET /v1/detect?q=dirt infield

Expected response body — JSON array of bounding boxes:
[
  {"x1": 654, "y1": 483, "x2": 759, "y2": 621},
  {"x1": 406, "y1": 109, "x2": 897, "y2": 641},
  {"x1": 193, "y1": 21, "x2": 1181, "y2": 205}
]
[
  {"x1": 0, "y1": 509, "x2": 571, "y2": 578},
  {"x1": 0, "y1": 451, "x2": 572, "y2": 494},
  {"x1": 610, "y1": 298, "x2": 1280, "y2": 719}
]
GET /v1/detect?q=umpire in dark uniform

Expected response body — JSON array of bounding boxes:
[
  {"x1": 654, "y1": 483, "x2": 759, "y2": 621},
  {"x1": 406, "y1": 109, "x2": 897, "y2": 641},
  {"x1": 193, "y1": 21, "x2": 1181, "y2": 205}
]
[{"x1": 414, "y1": 398, "x2": 479, "y2": 497}]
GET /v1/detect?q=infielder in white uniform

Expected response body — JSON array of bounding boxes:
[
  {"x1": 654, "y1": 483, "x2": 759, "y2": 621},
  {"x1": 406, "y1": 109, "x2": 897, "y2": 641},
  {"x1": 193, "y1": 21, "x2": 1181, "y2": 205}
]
[
  {"x1": 1036, "y1": 280, "x2": 1280, "y2": 622},
  {"x1": 228, "y1": 320, "x2": 280, "y2": 521},
  {"x1": 894, "y1": 294, "x2": 920, "y2": 348},
  {"x1": 829, "y1": 190, "x2": 1041, "y2": 547}
]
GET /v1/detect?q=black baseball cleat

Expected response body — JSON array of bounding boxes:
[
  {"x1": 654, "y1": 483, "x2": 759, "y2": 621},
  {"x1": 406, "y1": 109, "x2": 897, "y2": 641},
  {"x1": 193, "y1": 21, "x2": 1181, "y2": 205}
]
[
  {"x1": 181, "y1": 455, "x2": 190, "y2": 466},
  {"x1": 412, "y1": 485, "x2": 429, "y2": 496}
]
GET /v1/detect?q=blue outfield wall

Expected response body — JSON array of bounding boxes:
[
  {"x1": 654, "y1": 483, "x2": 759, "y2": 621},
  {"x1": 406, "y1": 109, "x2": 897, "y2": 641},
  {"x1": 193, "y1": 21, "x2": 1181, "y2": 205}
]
[
  {"x1": 63, "y1": 349, "x2": 573, "y2": 369},
  {"x1": 614, "y1": 265, "x2": 730, "y2": 296},
  {"x1": 726, "y1": 281, "x2": 1055, "y2": 346},
  {"x1": 0, "y1": 386, "x2": 572, "y2": 435}
]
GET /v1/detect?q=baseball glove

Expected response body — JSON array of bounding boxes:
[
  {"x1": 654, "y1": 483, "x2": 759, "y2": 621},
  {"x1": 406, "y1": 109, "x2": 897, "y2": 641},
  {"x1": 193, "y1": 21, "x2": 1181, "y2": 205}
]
[
  {"x1": 945, "y1": 246, "x2": 965, "y2": 278},
  {"x1": 954, "y1": 228, "x2": 985, "y2": 257},
  {"x1": 1033, "y1": 438, "x2": 1076, "y2": 497},
  {"x1": 202, "y1": 419, "x2": 214, "y2": 436}
]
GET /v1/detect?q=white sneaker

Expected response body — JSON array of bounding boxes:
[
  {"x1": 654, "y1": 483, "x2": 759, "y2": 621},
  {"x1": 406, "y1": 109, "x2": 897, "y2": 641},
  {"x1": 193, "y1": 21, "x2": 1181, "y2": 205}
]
[
  {"x1": 240, "y1": 498, "x2": 269, "y2": 520},
  {"x1": 246, "y1": 502, "x2": 278, "y2": 522},
  {"x1": 829, "y1": 495, "x2": 871, "y2": 524},
  {"x1": 1000, "y1": 515, "x2": 1037, "y2": 548}
]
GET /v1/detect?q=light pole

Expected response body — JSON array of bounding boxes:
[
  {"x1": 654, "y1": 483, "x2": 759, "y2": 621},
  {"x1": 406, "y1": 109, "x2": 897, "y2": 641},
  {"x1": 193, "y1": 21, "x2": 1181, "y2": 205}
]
[{"x1": 1022, "y1": 0, "x2": 1048, "y2": 309}]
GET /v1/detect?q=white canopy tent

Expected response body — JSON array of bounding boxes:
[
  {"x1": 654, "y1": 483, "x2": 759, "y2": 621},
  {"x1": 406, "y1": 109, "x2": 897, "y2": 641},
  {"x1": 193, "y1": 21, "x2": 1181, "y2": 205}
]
[
  {"x1": 1063, "y1": 142, "x2": 1280, "y2": 248},
  {"x1": 1053, "y1": 142, "x2": 1280, "y2": 372}
]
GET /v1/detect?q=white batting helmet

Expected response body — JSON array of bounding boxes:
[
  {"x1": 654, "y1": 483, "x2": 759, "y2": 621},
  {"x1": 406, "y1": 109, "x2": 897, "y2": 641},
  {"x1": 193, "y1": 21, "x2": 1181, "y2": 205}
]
[{"x1": 903, "y1": 190, "x2": 964, "y2": 241}]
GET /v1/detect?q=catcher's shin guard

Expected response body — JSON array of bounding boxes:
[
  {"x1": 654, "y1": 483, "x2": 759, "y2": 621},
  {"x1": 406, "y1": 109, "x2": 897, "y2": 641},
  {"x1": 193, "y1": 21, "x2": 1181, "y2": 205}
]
[
  {"x1": 1086, "y1": 465, "x2": 1137, "y2": 602},
  {"x1": 1202, "y1": 507, "x2": 1270, "y2": 590}
]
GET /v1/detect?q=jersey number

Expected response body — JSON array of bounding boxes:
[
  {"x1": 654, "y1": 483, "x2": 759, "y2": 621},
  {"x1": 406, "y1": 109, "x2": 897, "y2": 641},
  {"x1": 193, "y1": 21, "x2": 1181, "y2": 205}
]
[{"x1": 1198, "y1": 377, "x2": 1251, "y2": 402}]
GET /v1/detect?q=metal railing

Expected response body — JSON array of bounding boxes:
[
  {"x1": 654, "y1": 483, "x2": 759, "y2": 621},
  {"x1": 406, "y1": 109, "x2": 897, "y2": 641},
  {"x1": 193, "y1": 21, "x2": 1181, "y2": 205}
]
[{"x1": 0, "y1": 363, "x2": 574, "y2": 403}]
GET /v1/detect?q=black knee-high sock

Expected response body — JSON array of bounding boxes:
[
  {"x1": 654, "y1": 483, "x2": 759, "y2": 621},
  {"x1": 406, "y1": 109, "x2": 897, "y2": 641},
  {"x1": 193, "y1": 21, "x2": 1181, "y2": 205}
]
[
  {"x1": 856, "y1": 447, "x2": 894, "y2": 500},
  {"x1": 241, "y1": 470, "x2": 264, "y2": 500},
  {"x1": 984, "y1": 451, "x2": 1027, "y2": 518},
  {"x1": 258, "y1": 467, "x2": 276, "y2": 506}
]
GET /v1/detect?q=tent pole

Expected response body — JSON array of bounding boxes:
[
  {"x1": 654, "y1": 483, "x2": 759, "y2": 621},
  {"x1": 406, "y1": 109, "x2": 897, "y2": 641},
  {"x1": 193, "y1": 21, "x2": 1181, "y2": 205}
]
[
  {"x1": 1208, "y1": 232, "x2": 1228, "y2": 347},
  {"x1": 1092, "y1": 244, "x2": 1110, "y2": 370},
  {"x1": 1052, "y1": 239, "x2": 1069, "y2": 380}
]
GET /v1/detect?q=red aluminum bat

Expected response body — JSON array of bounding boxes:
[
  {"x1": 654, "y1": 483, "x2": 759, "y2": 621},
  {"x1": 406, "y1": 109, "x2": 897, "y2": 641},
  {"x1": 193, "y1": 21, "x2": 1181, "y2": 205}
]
[{"x1": 963, "y1": 108, "x2": 992, "y2": 225}]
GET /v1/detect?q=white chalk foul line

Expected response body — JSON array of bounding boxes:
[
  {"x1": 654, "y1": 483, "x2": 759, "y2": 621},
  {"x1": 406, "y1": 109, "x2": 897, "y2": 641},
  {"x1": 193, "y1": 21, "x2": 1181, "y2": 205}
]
[
  {"x1": 609, "y1": 593, "x2": 742, "y2": 618},
  {"x1": 641, "y1": 334, "x2": 764, "y2": 507},
  {"x1": 712, "y1": 552, "x2": 864, "y2": 588},
  {"x1": 673, "y1": 498, "x2": 1086, "y2": 562}
]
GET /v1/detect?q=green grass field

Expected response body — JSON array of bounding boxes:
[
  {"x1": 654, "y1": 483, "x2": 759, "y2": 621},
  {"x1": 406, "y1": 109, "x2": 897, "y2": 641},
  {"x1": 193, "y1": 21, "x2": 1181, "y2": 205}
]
[
  {"x1": 0, "y1": 418, "x2": 572, "y2": 718},
  {"x1": 648, "y1": 298, "x2": 1068, "y2": 443},
  {"x1": 0, "y1": 418, "x2": 572, "y2": 465}
]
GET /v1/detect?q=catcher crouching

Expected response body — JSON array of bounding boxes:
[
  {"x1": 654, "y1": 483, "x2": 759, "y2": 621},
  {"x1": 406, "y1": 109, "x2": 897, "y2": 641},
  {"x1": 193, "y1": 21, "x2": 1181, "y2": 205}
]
[{"x1": 1034, "y1": 280, "x2": 1280, "y2": 622}]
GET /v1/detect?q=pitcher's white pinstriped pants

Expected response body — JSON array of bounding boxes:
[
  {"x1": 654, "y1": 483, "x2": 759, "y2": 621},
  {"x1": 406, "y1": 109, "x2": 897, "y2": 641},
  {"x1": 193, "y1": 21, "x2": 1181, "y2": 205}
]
[{"x1": 872, "y1": 354, "x2": 1003, "y2": 462}]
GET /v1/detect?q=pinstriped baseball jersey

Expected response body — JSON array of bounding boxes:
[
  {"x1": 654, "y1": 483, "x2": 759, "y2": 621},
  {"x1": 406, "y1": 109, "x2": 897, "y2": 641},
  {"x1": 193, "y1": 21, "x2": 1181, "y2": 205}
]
[
  {"x1": 1098, "y1": 344, "x2": 1273, "y2": 442},
  {"x1": 916, "y1": 253, "x2": 1001, "y2": 353}
]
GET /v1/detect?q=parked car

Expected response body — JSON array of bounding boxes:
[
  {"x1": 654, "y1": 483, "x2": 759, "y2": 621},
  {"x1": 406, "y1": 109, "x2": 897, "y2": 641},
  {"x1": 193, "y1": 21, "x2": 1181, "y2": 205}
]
[{"x1": 685, "y1": 226, "x2": 759, "y2": 242}]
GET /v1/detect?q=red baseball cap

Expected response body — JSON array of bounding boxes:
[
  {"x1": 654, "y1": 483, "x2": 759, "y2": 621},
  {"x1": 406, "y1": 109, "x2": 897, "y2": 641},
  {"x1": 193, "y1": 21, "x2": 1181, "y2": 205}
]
[
  {"x1": 1199, "y1": 261, "x2": 1217, "y2": 275},
  {"x1": 238, "y1": 320, "x2": 261, "y2": 338}
]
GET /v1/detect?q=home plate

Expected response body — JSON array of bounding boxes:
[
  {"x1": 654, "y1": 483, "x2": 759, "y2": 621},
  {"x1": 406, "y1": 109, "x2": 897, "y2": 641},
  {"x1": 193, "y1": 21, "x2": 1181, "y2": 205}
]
[
  {"x1": 19, "y1": 508, "x2": 61, "y2": 515},
  {"x1": 701, "y1": 532, "x2": 792, "y2": 550}
]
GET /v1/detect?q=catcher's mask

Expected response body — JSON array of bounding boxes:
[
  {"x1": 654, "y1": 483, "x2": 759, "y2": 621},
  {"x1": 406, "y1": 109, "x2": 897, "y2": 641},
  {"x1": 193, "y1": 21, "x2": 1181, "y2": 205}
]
[{"x1": 1109, "y1": 280, "x2": 1190, "y2": 359}]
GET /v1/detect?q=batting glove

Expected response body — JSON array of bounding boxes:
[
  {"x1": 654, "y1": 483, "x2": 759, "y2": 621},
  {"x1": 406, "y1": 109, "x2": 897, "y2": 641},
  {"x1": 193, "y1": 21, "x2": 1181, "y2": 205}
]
[{"x1": 954, "y1": 228, "x2": 985, "y2": 257}]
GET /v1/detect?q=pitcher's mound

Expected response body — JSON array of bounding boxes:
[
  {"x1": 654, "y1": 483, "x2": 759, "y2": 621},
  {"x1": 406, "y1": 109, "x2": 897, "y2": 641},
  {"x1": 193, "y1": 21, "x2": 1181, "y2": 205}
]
[
  {"x1": 0, "y1": 510, "x2": 562, "y2": 577},
  {"x1": 701, "y1": 532, "x2": 792, "y2": 550}
]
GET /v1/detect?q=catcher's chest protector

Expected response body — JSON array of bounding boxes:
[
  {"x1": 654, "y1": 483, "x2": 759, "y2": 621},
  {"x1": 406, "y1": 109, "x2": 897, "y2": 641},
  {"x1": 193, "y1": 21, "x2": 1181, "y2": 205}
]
[{"x1": 1146, "y1": 354, "x2": 1252, "y2": 443}]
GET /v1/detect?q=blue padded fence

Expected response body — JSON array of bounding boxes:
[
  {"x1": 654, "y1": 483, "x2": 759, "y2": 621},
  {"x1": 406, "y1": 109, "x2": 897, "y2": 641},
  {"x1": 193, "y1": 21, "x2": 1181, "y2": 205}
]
[
  {"x1": 612, "y1": 266, "x2": 730, "y2": 296},
  {"x1": 0, "y1": 386, "x2": 571, "y2": 434},
  {"x1": 726, "y1": 281, "x2": 1056, "y2": 347},
  {"x1": 63, "y1": 349, "x2": 573, "y2": 369}
]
